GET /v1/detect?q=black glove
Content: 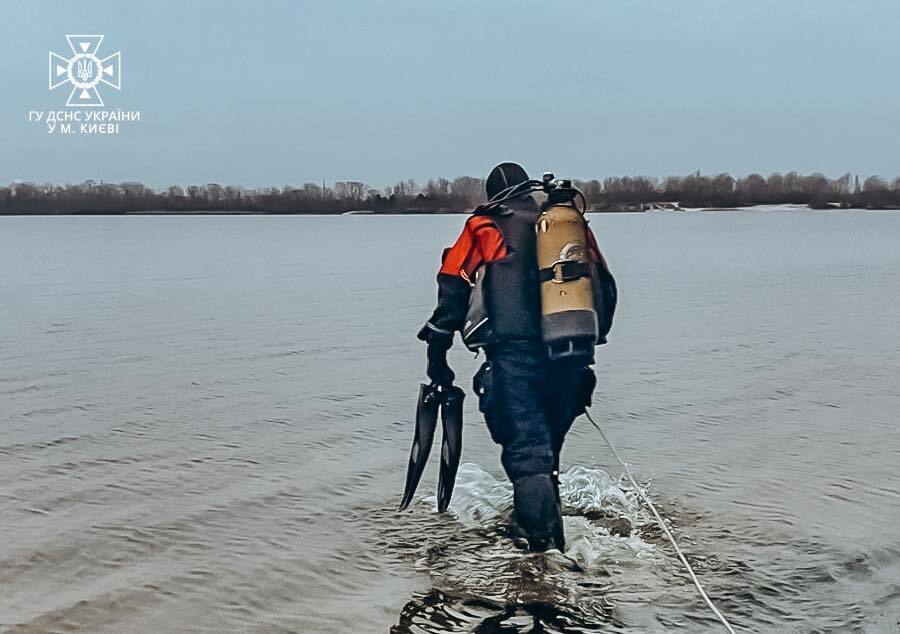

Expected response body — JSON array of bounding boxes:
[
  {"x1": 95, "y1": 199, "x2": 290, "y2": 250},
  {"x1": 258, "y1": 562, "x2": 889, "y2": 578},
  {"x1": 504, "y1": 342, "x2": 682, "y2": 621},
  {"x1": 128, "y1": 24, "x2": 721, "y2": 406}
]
[{"x1": 418, "y1": 326, "x2": 455, "y2": 386}]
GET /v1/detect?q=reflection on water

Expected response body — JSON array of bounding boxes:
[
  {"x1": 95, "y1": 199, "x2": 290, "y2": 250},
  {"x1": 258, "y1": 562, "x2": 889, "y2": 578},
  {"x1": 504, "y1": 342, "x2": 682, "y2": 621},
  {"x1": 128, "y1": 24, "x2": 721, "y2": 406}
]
[
  {"x1": 381, "y1": 463, "x2": 641, "y2": 633},
  {"x1": 371, "y1": 463, "x2": 889, "y2": 632},
  {"x1": 1, "y1": 210, "x2": 900, "y2": 632}
]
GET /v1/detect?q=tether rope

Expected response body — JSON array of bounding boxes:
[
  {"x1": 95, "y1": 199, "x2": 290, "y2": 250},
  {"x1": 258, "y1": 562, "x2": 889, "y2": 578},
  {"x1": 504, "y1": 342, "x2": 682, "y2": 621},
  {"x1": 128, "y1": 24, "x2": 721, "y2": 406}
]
[{"x1": 583, "y1": 409, "x2": 738, "y2": 633}]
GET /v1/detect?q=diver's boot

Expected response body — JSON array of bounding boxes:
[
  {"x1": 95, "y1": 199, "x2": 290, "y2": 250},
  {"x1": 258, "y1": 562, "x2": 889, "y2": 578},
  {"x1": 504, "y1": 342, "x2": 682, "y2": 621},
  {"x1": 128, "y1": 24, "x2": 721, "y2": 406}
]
[{"x1": 512, "y1": 474, "x2": 565, "y2": 552}]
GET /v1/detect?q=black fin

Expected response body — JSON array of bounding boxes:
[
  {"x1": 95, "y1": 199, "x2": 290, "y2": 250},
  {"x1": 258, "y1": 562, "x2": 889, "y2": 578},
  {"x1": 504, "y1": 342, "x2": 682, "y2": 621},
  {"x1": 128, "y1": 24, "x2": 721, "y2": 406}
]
[
  {"x1": 399, "y1": 383, "x2": 440, "y2": 511},
  {"x1": 436, "y1": 385, "x2": 465, "y2": 512}
]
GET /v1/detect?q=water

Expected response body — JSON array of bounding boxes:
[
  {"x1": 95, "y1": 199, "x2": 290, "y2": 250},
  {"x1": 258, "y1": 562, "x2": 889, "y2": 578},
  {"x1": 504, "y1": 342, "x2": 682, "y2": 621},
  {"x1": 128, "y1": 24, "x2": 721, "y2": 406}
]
[{"x1": 1, "y1": 209, "x2": 899, "y2": 633}]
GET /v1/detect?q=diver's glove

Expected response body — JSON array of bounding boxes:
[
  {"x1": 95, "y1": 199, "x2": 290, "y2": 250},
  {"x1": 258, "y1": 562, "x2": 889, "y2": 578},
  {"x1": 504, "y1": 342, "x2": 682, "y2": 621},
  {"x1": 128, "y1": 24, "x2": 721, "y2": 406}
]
[{"x1": 417, "y1": 325, "x2": 455, "y2": 386}]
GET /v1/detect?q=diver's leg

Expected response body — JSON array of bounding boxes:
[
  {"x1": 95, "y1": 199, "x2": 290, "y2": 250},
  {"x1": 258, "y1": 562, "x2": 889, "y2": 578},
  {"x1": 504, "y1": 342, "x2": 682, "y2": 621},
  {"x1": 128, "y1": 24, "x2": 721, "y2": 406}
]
[
  {"x1": 492, "y1": 350, "x2": 553, "y2": 481},
  {"x1": 543, "y1": 361, "x2": 595, "y2": 515},
  {"x1": 544, "y1": 361, "x2": 591, "y2": 476},
  {"x1": 511, "y1": 473, "x2": 563, "y2": 551},
  {"x1": 485, "y1": 344, "x2": 564, "y2": 551}
]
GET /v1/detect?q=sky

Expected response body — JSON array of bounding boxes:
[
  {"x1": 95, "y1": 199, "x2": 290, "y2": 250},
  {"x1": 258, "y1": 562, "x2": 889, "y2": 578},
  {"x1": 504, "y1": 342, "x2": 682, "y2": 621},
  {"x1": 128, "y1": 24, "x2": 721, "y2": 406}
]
[{"x1": 1, "y1": 0, "x2": 898, "y2": 189}]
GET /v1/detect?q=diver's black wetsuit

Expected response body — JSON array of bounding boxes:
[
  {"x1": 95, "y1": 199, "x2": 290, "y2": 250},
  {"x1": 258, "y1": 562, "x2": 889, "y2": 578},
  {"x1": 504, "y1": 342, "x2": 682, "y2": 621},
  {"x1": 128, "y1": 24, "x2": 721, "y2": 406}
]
[
  {"x1": 475, "y1": 340, "x2": 595, "y2": 550},
  {"x1": 476, "y1": 341, "x2": 591, "y2": 483},
  {"x1": 421, "y1": 202, "x2": 611, "y2": 551},
  {"x1": 419, "y1": 163, "x2": 614, "y2": 550}
]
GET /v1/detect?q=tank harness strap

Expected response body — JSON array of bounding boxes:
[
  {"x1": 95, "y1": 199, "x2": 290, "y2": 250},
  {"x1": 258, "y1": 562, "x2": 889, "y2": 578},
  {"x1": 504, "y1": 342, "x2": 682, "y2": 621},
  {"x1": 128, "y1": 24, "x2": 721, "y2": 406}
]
[{"x1": 538, "y1": 260, "x2": 591, "y2": 284}]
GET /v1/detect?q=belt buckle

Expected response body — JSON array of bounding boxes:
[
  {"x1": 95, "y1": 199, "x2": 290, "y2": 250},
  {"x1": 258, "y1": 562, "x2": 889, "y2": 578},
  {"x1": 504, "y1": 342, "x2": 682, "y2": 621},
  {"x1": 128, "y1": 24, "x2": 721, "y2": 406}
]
[{"x1": 552, "y1": 259, "x2": 574, "y2": 283}]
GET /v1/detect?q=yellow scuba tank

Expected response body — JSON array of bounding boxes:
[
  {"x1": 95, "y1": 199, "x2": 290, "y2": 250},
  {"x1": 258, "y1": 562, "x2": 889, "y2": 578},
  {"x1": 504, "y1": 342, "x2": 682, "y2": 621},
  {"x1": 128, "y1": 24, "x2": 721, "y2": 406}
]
[{"x1": 535, "y1": 175, "x2": 598, "y2": 360}]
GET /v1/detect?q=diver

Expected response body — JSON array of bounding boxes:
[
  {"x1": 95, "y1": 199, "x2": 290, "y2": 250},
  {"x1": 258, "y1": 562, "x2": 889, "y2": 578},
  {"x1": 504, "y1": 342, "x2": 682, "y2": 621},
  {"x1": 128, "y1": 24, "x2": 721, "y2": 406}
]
[{"x1": 415, "y1": 162, "x2": 617, "y2": 551}]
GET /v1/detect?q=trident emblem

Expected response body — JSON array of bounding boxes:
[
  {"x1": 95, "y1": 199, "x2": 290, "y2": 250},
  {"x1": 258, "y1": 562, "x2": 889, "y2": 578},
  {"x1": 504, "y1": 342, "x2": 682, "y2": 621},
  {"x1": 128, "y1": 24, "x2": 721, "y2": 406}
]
[
  {"x1": 49, "y1": 35, "x2": 121, "y2": 107},
  {"x1": 77, "y1": 59, "x2": 94, "y2": 82}
]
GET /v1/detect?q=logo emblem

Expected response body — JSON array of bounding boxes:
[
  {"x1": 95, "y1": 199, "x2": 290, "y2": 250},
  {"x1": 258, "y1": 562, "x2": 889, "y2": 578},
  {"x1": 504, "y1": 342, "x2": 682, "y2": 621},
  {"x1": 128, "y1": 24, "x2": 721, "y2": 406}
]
[
  {"x1": 559, "y1": 242, "x2": 585, "y2": 261},
  {"x1": 49, "y1": 35, "x2": 121, "y2": 106}
]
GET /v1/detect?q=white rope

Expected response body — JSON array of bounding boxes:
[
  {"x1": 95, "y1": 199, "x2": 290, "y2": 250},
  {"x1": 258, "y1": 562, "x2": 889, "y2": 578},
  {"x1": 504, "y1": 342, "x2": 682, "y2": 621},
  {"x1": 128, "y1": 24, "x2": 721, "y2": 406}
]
[{"x1": 583, "y1": 409, "x2": 738, "y2": 634}]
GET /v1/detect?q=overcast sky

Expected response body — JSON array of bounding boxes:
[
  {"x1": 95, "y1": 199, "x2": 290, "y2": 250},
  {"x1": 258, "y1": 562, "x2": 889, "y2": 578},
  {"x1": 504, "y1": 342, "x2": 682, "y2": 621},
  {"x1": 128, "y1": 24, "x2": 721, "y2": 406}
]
[{"x1": 2, "y1": 0, "x2": 898, "y2": 188}]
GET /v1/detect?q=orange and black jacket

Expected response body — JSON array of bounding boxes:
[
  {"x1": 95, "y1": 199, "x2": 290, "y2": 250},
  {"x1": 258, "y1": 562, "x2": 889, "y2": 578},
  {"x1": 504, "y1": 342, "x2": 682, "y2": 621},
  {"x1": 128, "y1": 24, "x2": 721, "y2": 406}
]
[{"x1": 421, "y1": 201, "x2": 611, "y2": 342}]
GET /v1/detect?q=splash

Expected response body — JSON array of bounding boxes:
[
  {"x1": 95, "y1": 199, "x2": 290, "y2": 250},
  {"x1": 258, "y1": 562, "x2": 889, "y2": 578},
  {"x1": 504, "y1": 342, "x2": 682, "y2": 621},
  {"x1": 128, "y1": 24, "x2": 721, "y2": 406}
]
[
  {"x1": 409, "y1": 462, "x2": 658, "y2": 570},
  {"x1": 444, "y1": 463, "x2": 638, "y2": 525},
  {"x1": 442, "y1": 462, "x2": 513, "y2": 525},
  {"x1": 559, "y1": 464, "x2": 634, "y2": 514},
  {"x1": 388, "y1": 463, "x2": 663, "y2": 632}
]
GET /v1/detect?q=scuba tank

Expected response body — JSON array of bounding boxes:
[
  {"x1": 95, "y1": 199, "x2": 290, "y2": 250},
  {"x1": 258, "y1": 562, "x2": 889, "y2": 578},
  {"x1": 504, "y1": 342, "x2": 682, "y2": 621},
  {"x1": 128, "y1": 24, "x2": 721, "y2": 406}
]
[
  {"x1": 535, "y1": 174, "x2": 598, "y2": 360},
  {"x1": 462, "y1": 169, "x2": 614, "y2": 359}
]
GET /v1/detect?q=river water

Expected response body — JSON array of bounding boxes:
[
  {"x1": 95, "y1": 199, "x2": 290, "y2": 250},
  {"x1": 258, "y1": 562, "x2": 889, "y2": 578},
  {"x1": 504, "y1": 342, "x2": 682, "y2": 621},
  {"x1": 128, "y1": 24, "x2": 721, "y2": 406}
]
[{"x1": 1, "y1": 209, "x2": 899, "y2": 633}]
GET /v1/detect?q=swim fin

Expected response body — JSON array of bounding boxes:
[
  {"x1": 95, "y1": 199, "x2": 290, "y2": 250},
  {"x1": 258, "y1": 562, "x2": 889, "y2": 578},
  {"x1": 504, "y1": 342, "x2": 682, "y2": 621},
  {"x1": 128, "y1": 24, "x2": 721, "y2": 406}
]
[
  {"x1": 399, "y1": 383, "x2": 441, "y2": 511},
  {"x1": 436, "y1": 385, "x2": 464, "y2": 512}
]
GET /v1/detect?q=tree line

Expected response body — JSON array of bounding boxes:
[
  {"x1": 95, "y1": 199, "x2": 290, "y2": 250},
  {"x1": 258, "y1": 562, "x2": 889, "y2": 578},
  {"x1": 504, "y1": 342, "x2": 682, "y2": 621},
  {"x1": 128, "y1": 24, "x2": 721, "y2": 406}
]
[{"x1": 2, "y1": 172, "x2": 899, "y2": 214}]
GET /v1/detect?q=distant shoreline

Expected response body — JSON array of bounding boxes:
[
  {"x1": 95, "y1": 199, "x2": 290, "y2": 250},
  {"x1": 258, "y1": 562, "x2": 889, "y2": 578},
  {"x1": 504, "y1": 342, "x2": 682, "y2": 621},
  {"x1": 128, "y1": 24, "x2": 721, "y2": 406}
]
[
  {"x1": 2, "y1": 203, "x2": 899, "y2": 217},
  {"x1": 5, "y1": 172, "x2": 900, "y2": 216}
]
